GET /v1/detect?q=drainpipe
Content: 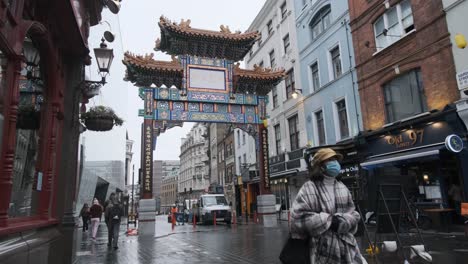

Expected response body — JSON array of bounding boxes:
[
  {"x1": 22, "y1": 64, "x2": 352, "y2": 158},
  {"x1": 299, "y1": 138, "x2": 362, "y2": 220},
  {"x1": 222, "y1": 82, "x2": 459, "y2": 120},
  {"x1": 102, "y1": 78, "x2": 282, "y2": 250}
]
[{"x1": 343, "y1": 18, "x2": 362, "y2": 133}]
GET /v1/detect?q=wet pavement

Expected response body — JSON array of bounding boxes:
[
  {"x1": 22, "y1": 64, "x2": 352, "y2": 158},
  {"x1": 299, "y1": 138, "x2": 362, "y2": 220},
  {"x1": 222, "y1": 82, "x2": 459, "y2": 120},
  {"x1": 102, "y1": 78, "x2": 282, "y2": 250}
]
[{"x1": 74, "y1": 215, "x2": 468, "y2": 264}]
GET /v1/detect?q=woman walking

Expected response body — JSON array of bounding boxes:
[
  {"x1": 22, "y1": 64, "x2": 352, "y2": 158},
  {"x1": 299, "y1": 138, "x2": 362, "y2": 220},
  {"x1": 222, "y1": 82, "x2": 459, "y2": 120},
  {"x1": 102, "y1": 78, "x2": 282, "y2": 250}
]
[
  {"x1": 90, "y1": 198, "x2": 103, "y2": 240},
  {"x1": 79, "y1": 203, "x2": 90, "y2": 232},
  {"x1": 290, "y1": 148, "x2": 366, "y2": 263}
]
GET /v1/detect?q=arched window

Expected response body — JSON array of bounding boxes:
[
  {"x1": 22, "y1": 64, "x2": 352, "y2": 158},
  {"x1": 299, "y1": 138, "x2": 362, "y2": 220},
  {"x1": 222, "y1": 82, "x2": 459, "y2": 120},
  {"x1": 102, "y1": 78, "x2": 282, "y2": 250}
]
[{"x1": 310, "y1": 5, "x2": 331, "y2": 40}]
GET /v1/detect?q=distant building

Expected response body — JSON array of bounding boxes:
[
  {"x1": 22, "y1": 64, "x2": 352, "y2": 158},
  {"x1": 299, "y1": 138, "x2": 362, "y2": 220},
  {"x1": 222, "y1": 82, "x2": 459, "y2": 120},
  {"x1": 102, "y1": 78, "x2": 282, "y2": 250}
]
[
  {"x1": 179, "y1": 123, "x2": 210, "y2": 200},
  {"x1": 125, "y1": 131, "x2": 134, "y2": 186},
  {"x1": 154, "y1": 160, "x2": 180, "y2": 212},
  {"x1": 76, "y1": 160, "x2": 125, "y2": 215},
  {"x1": 161, "y1": 166, "x2": 179, "y2": 212},
  {"x1": 233, "y1": 128, "x2": 257, "y2": 216},
  {"x1": 217, "y1": 125, "x2": 236, "y2": 206}
]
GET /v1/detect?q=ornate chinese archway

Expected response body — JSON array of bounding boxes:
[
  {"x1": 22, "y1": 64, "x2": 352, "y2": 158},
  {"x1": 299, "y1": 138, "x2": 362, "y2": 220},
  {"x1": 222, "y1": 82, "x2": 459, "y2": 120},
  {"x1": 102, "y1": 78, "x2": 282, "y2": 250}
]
[{"x1": 123, "y1": 17, "x2": 284, "y2": 229}]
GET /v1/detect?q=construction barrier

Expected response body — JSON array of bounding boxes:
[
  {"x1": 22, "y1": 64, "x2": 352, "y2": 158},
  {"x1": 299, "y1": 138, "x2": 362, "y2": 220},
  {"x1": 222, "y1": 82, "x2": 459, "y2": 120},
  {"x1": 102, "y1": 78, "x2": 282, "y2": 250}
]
[{"x1": 171, "y1": 212, "x2": 175, "y2": 231}]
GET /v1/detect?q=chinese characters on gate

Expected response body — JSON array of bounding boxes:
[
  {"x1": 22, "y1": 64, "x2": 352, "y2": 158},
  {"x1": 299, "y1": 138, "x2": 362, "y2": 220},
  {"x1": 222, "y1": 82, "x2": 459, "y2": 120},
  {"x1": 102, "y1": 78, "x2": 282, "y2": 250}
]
[{"x1": 144, "y1": 121, "x2": 152, "y2": 193}]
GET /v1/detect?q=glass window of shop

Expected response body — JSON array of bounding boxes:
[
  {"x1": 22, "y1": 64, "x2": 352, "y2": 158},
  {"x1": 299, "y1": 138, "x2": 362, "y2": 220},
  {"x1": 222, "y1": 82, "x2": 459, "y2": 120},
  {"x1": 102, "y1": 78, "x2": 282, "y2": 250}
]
[
  {"x1": 271, "y1": 179, "x2": 290, "y2": 211},
  {"x1": 367, "y1": 150, "x2": 465, "y2": 219},
  {"x1": 9, "y1": 37, "x2": 44, "y2": 218}
]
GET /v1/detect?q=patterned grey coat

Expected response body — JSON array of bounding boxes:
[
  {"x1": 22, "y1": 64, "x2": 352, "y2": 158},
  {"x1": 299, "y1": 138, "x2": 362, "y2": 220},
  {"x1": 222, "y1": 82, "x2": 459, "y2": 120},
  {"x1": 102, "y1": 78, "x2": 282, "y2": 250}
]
[{"x1": 290, "y1": 179, "x2": 364, "y2": 264}]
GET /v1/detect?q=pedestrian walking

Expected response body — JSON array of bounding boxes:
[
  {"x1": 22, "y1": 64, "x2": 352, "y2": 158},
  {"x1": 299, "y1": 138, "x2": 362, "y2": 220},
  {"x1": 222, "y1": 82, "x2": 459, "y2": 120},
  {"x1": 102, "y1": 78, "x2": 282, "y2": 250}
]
[
  {"x1": 79, "y1": 203, "x2": 90, "y2": 232},
  {"x1": 104, "y1": 193, "x2": 116, "y2": 211},
  {"x1": 287, "y1": 148, "x2": 366, "y2": 264},
  {"x1": 90, "y1": 198, "x2": 103, "y2": 240},
  {"x1": 105, "y1": 193, "x2": 123, "y2": 249}
]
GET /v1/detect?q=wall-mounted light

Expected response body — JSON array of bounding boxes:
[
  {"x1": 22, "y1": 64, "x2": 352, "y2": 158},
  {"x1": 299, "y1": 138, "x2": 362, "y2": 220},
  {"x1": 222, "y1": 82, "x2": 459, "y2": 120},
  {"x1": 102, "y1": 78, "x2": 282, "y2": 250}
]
[
  {"x1": 103, "y1": 0, "x2": 121, "y2": 14},
  {"x1": 455, "y1": 33, "x2": 467, "y2": 49},
  {"x1": 423, "y1": 174, "x2": 429, "y2": 181},
  {"x1": 99, "y1": 21, "x2": 116, "y2": 43},
  {"x1": 291, "y1": 88, "x2": 303, "y2": 99},
  {"x1": 23, "y1": 38, "x2": 41, "y2": 81}
]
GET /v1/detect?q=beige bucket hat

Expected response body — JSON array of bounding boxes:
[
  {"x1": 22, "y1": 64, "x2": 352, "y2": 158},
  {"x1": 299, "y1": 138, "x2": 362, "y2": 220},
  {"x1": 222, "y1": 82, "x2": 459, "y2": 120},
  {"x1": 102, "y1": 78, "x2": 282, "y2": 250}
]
[{"x1": 311, "y1": 148, "x2": 343, "y2": 166}]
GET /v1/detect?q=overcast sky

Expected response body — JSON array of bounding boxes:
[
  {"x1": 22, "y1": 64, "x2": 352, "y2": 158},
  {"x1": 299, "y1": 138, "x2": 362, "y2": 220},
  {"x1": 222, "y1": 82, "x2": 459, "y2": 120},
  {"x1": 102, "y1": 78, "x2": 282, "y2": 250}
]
[{"x1": 83, "y1": 0, "x2": 266, "y2": 174}]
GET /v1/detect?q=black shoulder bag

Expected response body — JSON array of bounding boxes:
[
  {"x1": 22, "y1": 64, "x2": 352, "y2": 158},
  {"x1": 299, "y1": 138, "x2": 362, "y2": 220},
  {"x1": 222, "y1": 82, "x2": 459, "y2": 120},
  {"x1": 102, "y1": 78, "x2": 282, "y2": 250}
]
[{"x1": 279, "y1": 235, "x2": 310, "y2": 264}]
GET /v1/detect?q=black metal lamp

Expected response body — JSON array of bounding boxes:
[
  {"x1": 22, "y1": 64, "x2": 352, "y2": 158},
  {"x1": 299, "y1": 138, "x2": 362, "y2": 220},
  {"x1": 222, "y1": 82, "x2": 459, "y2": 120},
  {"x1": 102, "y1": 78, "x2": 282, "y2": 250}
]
[
  {"x1": 22, "y1": 38, "x2": 40, "y2": 80},
  {"x1": 93, "y1": 38, "x2": 114, "y2": 84}
]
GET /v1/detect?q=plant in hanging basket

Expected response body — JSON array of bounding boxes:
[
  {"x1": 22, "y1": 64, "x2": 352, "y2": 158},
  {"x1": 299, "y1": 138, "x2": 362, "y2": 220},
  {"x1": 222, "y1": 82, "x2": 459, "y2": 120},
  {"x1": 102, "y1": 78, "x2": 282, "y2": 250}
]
[
  {"x1": 81, "y1": 82, "x2": 102, "y2": 99},
  {"x1": 17, "y1": 104, "x2": 40, "y2": 130},
  {"x1": 80, "y1": 105, "x2": 123, "y2": 132}
]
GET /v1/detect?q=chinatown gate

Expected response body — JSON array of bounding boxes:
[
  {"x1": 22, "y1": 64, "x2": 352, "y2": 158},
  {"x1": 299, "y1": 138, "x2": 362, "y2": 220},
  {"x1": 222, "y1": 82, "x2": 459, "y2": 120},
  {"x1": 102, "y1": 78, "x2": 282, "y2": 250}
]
[{"x1": 123, "y1": 17, "x2": 284, "y2": 234}]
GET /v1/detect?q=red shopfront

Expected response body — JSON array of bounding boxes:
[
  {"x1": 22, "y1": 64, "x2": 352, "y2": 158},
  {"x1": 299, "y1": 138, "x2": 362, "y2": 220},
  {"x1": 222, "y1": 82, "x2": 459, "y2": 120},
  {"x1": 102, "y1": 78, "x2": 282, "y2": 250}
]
[{"x1": 0, "y1": 1, "x2": 104, "y2": 263}]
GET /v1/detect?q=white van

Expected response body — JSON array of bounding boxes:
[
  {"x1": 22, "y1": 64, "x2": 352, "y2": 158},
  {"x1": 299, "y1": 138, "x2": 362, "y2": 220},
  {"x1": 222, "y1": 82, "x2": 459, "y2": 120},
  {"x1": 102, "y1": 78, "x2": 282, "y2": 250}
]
[{"x1": 196, "y1": 194, "x2": 231, "y2": 225}]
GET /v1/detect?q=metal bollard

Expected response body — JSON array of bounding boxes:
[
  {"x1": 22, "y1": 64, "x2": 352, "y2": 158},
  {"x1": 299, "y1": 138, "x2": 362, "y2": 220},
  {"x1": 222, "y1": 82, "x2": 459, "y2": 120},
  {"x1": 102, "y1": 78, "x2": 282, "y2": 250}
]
[
  {"x1": 214, "y1": 212, "x2": 217, "y2": 227},
  {"x1": 288, "y1": 210, "x2": 291, "y2": 225},
  {"x1": 233, "y1": 211, "x2": 236, "y2": 225},
  {"x1": 254, "y1": 211, "x2": 258, "y2": 224},
  {"x1": 193, "y1": 214, "x2": 196, "y2": 229}
]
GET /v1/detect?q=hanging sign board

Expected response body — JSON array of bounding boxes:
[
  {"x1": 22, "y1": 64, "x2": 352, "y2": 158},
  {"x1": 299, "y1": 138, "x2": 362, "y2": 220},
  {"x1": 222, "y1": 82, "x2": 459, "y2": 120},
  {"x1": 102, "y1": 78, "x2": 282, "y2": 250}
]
[{"x1": 445, "y1": 134, "x2": 464, "y2": 153}]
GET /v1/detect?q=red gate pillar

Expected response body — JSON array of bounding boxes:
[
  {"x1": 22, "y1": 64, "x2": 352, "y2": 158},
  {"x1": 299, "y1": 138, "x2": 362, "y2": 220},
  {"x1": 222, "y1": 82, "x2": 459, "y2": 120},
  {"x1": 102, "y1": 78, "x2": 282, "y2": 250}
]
[
  {"x1": 257, "y1": 122, "x2": 270, "y2": 195},
  {"x1": 138, "y1": 88, "x2": 156, "y2": 236}
]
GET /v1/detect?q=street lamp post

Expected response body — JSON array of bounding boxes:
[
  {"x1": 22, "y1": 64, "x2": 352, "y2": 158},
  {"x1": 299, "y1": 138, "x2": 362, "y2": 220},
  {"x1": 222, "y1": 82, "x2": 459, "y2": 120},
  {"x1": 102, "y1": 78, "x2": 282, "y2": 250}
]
[{"x1": 131, "y1": 164, "x2": 135, "y2": 227}]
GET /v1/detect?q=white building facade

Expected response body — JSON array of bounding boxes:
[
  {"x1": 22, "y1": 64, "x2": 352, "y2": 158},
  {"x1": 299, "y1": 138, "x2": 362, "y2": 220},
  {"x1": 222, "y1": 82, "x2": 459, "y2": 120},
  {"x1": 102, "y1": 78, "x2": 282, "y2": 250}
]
[
  {"x1": 245, "y1": 0, "x2": 308, "y2": 217},
  {"x1": 443, "y1": 0, "x2": 468, "y2": 129},
  {"x1": 179, "y1": 123, "x2": 210, "y2": 200},
  {"x1": 233, "y1": 128, "x2": 257, "y2": 180}
]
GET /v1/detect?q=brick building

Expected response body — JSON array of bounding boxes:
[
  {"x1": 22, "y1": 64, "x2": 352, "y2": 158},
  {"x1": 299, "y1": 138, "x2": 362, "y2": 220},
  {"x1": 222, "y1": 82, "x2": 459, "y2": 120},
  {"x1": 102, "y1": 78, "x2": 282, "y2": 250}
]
[
  {"x1": 349, "y1": 0, "x2": 468, "y2": 220},
  {"x1": 349, "y1": 0, "x2": 459, "y2": 130}
]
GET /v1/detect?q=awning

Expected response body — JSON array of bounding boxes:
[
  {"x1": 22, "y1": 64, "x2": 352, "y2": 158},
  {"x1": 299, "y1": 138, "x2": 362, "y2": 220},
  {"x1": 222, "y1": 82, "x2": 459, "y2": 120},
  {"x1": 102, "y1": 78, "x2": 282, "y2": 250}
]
[
  {"x1": 270, "y1": 169, "x2": 299, "y2": 179},
  {"x1": 361, "y1": 144, "x2": 444, "y2": 168}
]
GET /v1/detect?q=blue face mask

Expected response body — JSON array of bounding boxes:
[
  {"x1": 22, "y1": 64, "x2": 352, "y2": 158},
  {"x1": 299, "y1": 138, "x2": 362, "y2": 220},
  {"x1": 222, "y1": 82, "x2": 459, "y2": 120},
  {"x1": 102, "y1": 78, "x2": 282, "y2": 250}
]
[{"x1": 324, "y1": 160, "x2": 341, "y2": 177}]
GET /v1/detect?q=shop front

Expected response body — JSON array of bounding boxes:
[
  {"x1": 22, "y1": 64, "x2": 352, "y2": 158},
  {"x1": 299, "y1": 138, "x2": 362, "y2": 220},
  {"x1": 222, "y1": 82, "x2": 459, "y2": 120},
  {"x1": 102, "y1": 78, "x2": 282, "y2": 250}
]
[
  {"x1": 269, "y1": 148, "x2": 308, "y2": 220},
  {"x1": 0, "y1": 1, "x2": 107, "y2": 263},
  {"x1": 359, "y1": 107, "x2": 468, "y2": 228}
]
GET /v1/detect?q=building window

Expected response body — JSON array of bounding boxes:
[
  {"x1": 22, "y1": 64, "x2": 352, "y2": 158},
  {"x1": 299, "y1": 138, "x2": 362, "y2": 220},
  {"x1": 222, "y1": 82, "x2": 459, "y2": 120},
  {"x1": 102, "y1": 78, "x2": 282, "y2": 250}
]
[
  {"x1": 243, "y1": 153, "x2": 247, "y2": 164},
  {"x1": 283, "y1": 34, "x2": 291, "y2": 54},
  {"x1": 285, "y1": 68, "x2": 295, "y2": 99},
  {"x1": 267, "y1": 20, "x2": 273, "y2": 35},
  {"x1": 269, "y1": 50, "x2": 276, "y2": 68},
  {"x1": 274, "y1": 124, "x2": 281, "y2": 154},
  {"x1": 330, "y1": 46, "x2": 342, "y2": 79},
  {"x1": 249, "y1": 49, "x2": 253, "y2": 57},
  {"x1": 384, "y1": 69, "x2": 426, "y2": 123},
  {"x1": 242, "y1": 132, "x2": 246, "y2": 145},
  {"x1": 310, "y1": 62, "x2": 320, "y2": 91},
  {"x1": 288, "y1": 115, "x2": 300, "y2": 151},
  {"x1": 238, "y1": 156, "x2": 242, "y2": 172},
  {"x1": 258, "y1": 61, "x2": 264, "y2": 68},
  {"x1": 258, "y1": 33, "x2": 263, "y2": 47},
  {"x1": 310, "y1": 5, "x2": 331, "y2": 40},
  {"x1": 315, "y1": 110, "x2": 326, "y2": 145},
  {"x1": 336, "y1": 99, "x2": 349, "y2": 139},
  {"x1": 237, "y1": 130, "x2": 240, "y2": 147},
  {"x1": 272, "y1": 87, "x2": 278, "y2": 108},
  {"x1": 374, "y1": 0, "x2": 414, "y2": 50},
  {"x1": 280, "y1": 1, "x2": 287, "y2": 19}
]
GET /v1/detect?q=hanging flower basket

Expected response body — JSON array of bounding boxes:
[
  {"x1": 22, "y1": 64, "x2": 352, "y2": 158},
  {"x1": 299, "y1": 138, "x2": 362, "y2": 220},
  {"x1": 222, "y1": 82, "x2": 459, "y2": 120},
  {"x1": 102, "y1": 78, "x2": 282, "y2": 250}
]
[
  {"x1": 81, "y1": 82, "x2": 102, "y2": 99},
  {"x1": 17, "y1": 105, "x2": 40, "y2": 130},
  {"x1": 80, "y1": 105, "x2": 123, "y2": 132}
]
